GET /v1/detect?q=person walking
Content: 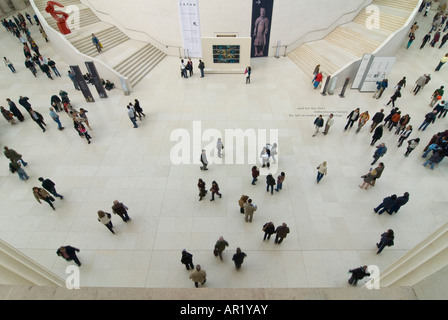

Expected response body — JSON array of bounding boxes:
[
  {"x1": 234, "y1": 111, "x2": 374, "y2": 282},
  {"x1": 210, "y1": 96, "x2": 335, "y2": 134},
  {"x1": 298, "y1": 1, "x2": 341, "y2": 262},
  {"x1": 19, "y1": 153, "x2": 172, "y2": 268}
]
[
  {"x1": 313, "y1": 115, "x2": 324, "y2": 137},
  {"x1": 180, "y1": 249, "x2": 194, "y2": 270},
  {"x1": 180, "y1": 59, "x2": 187, "y2": 78},
  {"x1": 127, "y1": 104, "x2": 138, "y2": 128},
  {"x1": 56, "y1": 246, "x2": 81, "y2": 267},
  {"x1": 4, "y1": 57, "x2": 16, "y2": 73},
  {"x1": 97, "y1": 210, "x2": 115, "y2": 234},
  {"x1": 198, "y1": 59, "x2": 205, "y2": 78},
  {"x1": 9, "y1": 160, "x2": 29, "y2": 181},
  {"x1": 356, "y1": 110, "x2": 370, "y2": 133},
  {"x1": 214, "y1": 236, "x2": 229, "y2": 261},
  {"x1": 198, "y1": 179, "x2": 207, "y2": 201},
  {"x1": 189, "y1": 265, "x2": 207, "y2": 288},
  {"x1": 216, "y1": 138, "x2": 223, "y2": 158},
  {"x1": 40, "y1": 63, "x2": 53, "y2": 79},
  {"x1": 423, "y1": 149, "x2": 445, "y2": 169},
  {"x1": 376, "y1": 229, "x2": 394, "y2": 254},
  {"x1": 438, "y1": 100, "x2": 448, "y2": 118},
  {"x1": 274, "y1": 223, "x2": 290, "y2": 244},
  {"x1": 30, "y1": 109, "x2": 46, "y2": 132},
  {"x1": 418, "y1": 110, "x2": 437, "y2": 131},
  {"x1": 374, "y1": 194, "x2": 397, "y2": 215},
  {"x1": 313, "y1": 72, "x2": 323, "y2": 89},
  {"x1": 386, "y1": 110, "x2": 401, "y2": 131},
  {"x1": 7, "y1": 98, "x2": 25, "y2": 122},
  {"x1": 371, "y1": 143, "x2": 387, "y2": 165},
  {"x1": 405, "y1": 138, "x2": 420, "y2": 156},
  {"x1": 245, "y1": 66, "x2": 251, "y2": 84},
  {"x1": 395, "y1": 114, "x2": 411, "y2": 135},
  {"x1": 91, "y1": 33, "x2": 102, "y2": 53},
  {"x1": 420, "y1": 33, "x2": 431, "y2": 49},
  {"x1": 275, "y1": 172, "x2": 285, "y2": 191},
  {"x1": 1, "y1": 106, "x2": 15, "y2": 125},
  {"x1": 49, "y1": 107, "x2": 64, "y2": 130},
  {"x1": 430, "y1": 86, "x2": 444, "y2": 107},
  {"x1": 348, "y1": 266, "x2": 370, "y2": 286},
  {"x1": 385, "y1": 88, "x2": 401, "y2": 108},
  {"x1": 47, "y1": 58, "x2": 61, "y2": 77},
  {"x1": 373, "y1": 78, "x2": 388, "y2": 99},
  {"x1": 323, "y1": 113, "x2": 334, "y2": 135},
  {"x1": 397, "y1": 125, "x2": 413, "y2": 147},
  {"x1": 4, "y1": 146, "x2": 27, "y2": 166},
  {"x1": 251, "y1": 166, "x2": 259, "y2": 185},
  {"x1": 210, "y1": 181, "x2": 222, "y2": 201},
  {"x1": 430, "y1": 30, "x2": 442, "y2": 47},
  {"x1": 389, "y1": 192, "x2": 410, "y2": 214},
  {"x1": 316, "y1": 161, "x2": 327, "y2": 183},
  {"x1": 33, "y1": 187, "x2": 56, "y2": 210},
  {"x1": 344, "y1": 108, "x2": 360, "y2": 130},
  {"x1": 262, "y1": 221, "x2": 276, "y2": 241},
  {"x1": 200, "y1": 149, "x2": 208, "y2": 171},
  {"x1": 435, "y1": 53, "x2": 448, "y2": 71},
  {"x1": 413, "y1": 74, "x2": 427, "y2": 95},
  {"x1": 370, "y1": 162, "x2": 384, "y2": 187},
  {"x1": 78, "y1": 108, "x2": 92, "y2": 130},
  {"x1": 243, "y1": 199, "x2": 257, "y2": 222},
  {"x1": 266, "y1": 173, "x2": 276, "y2": 194},
  {"x1": 406, "y1": 33, "x2": 415, "y2": 49},
  {"x1": 238, "y1": 195, "x2": 249, "y2": 214},
  {"x1": 232, "y1": 248, "x2": 247, "y2": 270},
  {"x1": 370, "y1": 109, "x2": 385, "y2": 133},
  {"x1": 24, "y1": 58, "x2": 37, "y2": 77},
  {"x1": 111, "y1": 200, "x2": 131, "y2": 222},
  {"x1": 76, "y1": 122, "x2": 92, "y2": 144},
  {"x1": 359, "y1": 168, "x2": 376, "y2": 190},
  {"x1": 186, "y1": 58, "x2": 193, "y2": 77},
  {"x1": 440, "y1": 33, "x2": 448, "y2": 48},
  {"x1": 133, "y1": 99, "x2": 145, "y2": 120},
  {"x1": 38, "y1": 177, "x2": 63, "y2": 199}
]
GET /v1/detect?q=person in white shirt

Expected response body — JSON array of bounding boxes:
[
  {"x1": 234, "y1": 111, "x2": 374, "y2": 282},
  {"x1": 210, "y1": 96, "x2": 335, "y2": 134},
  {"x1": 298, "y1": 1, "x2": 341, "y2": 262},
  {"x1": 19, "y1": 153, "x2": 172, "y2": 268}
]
[{"x1": 127, "y1": 104, "x2": 138, "y2": 128}]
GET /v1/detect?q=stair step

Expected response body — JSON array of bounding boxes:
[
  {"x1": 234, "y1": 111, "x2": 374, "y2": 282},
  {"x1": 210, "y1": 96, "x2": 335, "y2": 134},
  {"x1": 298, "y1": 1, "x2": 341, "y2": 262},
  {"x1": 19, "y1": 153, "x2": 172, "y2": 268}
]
[{"x1": 115, "y1": 46, "x2": 157, "y2": 73}]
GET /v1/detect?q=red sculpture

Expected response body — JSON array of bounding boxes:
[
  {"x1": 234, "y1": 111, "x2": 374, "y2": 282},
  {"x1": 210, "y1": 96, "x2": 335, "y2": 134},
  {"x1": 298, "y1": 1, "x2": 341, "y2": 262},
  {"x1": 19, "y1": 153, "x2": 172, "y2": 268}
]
[{"x1": 45, "y1": 1, "x2": 71, "y2": 35}]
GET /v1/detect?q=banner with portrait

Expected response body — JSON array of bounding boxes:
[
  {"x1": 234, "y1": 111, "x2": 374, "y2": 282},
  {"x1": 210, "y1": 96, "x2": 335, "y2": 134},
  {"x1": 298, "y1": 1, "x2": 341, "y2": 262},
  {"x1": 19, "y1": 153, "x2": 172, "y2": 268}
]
[
  {"x1": 178, "y1": 0, "x2": 202, "y2": 58},
  {"x1": 250, "y1": 0, "x2": 274, "y2": 58}
]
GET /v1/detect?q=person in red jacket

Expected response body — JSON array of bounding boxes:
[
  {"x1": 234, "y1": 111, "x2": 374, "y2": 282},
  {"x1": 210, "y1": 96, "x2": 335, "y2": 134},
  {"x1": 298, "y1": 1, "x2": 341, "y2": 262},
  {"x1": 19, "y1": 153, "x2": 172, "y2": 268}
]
[{"x1": 313, "y1": 72, "x2": 323, "y2": 89}]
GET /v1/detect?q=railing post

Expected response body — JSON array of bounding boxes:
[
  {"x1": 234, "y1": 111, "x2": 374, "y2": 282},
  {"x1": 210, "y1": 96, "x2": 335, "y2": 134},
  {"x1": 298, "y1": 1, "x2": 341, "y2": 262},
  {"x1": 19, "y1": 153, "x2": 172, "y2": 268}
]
[
  {"x1": 321, "y1": 75, "x2": 331, "y2": 96},
  {"x1": 339, "y1": 77, "x2": 350, "y2": 98}
]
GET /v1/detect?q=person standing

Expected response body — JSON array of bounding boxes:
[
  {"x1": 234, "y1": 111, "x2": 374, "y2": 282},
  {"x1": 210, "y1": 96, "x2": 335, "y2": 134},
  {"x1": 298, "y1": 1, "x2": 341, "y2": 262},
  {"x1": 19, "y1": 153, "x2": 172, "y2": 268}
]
[
  {"x1": 413, "y1": 74, "x2": 427, "y2": 95},
  {"x1": 127, "y1": 104, "x2": 138, "y2": 128},
  {"x1": 238, "y1": 195, "x2": 249, "y2": 214},
  {"x1": 418, "y1": 110, "x2": 437, "y2": 131},
  {"x1": 359, "y1": 168, "x2": 376, "y2": 190},
  {"x1": 4, "y1": 146, "x2": 27, "y2": 166},
  {"x1": 232, "y1": 248, "x2": 247, "y2": 270},
  {"x1": 78, "y1": 108, "x2": 92, "y2": 130},
  {"x1": 180, "y1": 59, "x2": 187, "y2": 78},
  {"x1": 186, "y1": 58, "x2": 193, "y2": 77},
  {"x1": 376, "y1": 229, "x2": 394, "y2": 254},
  {"x1": 49, "y1": 107, "x2": 64, "y2": 130},
  {"x1": 373, "y1": 78, "x2": 388, "y2": 99},
  {"x1": 3, "y1": 57, "x2": 16, "y2": 73},
  {"x1": 266, "y1": 173, "x2": 276, "y2": 194},
  {"x1": 77, "y1": 122, "x2": 92, "y2": 144},
  {"x1": 198, "y1": 179, "x2": 207, "y2": 201},
  {"x1": 91, "y1": 33, "x2": 102, "y2": 53},
  {"x1": 371, "y1": 143, "x2": 387, "y2": 165},
  {"x1": 397, "y1": 125, "x2": 413, "y2": 147},
  {"x1": 216, "y1": 138, "x2": 223, "y2": 158},
  {"x1": 435, "y1": 53, "x2": 448, "y2": 71},
  {"x1": 214, "y1": 236, "x2": 229, "y2": 261},
  {"x1": 405, "y1": 138, "x2": 420, "y2": 156},
  {"x1": 386, "y1": 110, "x2": 401, "y2": 131},
  {"x1": 423, "y1": 149, "x2": 445, "y2": 169},
  {"x1": 243, "y1": 199, "x2": 257, "y2": 222},
  {"x1": 56, "y1": 246, "x2": 81, "y2": 267},
  {"x1": 439, "y1": 33, "x2": 448, "y2": 48},
  {"x1": 275, "y1": 172, "x2": 285, "y2": 192},
  {"x1": 371, "y1": 162, "x2": 384, "y2": 187},
  {"x1": 251, "y1": 166, "x2": 259, "y2": 185},
  {"x1": 275, "y1": 223, "x2": 290, "y2": 244},
  {"x1": 389, "y1": 192, "x2": 410, "y2": 214},
  {"x1": 348, "y1": 266, "x2": 370, "y2": 286},
  {"x1": 371, "y1": 124, "x2": 384, "y2": 147},
  {"x1": 374, "y1": 194, "x2": 397, "y2": 215},
  {"x1": 356, "y1": 110, "x2": 370, "y2": 133},
  {"x1": 7, "y1": 98, "x2": 24, "y2": 122},
  {"x1": 313, "y1": 72, "x2": 323, "y2": 89},
  {"x1": 323, "y1": 114, "x2": 334, "y2": 135},
  {"x1": 47, "y1": 58, "x2": 61, "y2": 77},
  {"x1": 198, "y1": 59, "x2": 205, "y2": 78},
  {"x1": 1, "y1": 106, "x2": 16, "y2": 124},
  {"x1": 17, "y1": 96, "x2": 33, "y2": 115},
  {"x1": 370, "y1": 109, "x2": 385, "y2": 132},
  {"x1": 111, "y1": 200, "x2": 131, "y2": 222},
  {"x1": 395, "y1": 114, "x2": 411, "y2": 135},
  {"x1": 180, "y1": 249, "x2": 194, "y2": 270},
  {"x1": 189, "y1": 265, "x2": 207, "y2": 288},
  {"x1": 344, "y1": 108, "x2": 360, "y2": 131},
  {"x1": 313, "y1": 115, "x2": 324, "y2": 137},
  {"x1": 316, "y1": 161, "x2": 327, "y2": 183},
  {"x1": 245, "y1": 66, "x2": 251, "y2": 84},
  {"x1": 260, "y1": 146, "x2": 270, "y2": 168},
  {"x1": 40, "y1": 63, "x2": 53, "y2": 79},
  {"x1": 24, "y1": 58, "x2": 37, "y2": 77},
  {"x1": 430, "y1": 86, "x2": 444, "y2": 107},
  {"x1": 38, "y1": 177, "x2": 63, "y2": 199},
  {"x1": 97, "y1": 210, "x2": 115, "y2": 234},
  {"x1": 33, "y1": 187, "x2": 55, "y2": 210},
  {"x1": 30, "y1": 109, "x2": 46, "y2": 132},
  {"x1": 200, "y1": 149, "x2": 208, "y2": 171},
  {"x1": 262, "y1": 221, "x2": 276, "y2": 241},
  {"x1": 210, "y1": 180, "x2": 222, "y2": 201}
]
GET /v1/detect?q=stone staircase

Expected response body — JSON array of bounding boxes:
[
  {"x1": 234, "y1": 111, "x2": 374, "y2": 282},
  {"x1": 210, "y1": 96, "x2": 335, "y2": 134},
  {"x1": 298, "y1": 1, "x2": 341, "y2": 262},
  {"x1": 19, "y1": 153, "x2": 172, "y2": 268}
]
[
  {"x1": 288, "y1": 0, "x2": 420, "y2": 79},
  {"x1": 33, "y1": 0, "x2": 166, "y2": 89}
]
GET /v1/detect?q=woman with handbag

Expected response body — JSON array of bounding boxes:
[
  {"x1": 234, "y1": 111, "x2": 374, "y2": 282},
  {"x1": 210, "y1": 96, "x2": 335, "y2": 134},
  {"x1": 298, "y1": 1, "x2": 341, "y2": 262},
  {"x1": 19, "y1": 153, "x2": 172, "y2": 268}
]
[
  {"x1": 97, "y1": 210, "x2": 115, "y2": 234},
  {"x1": 33, "y1": 187, "x2": 55, "y2": 210},
  {"x1": 359, "y1": 169, "x2": 377, "y2": 190}
]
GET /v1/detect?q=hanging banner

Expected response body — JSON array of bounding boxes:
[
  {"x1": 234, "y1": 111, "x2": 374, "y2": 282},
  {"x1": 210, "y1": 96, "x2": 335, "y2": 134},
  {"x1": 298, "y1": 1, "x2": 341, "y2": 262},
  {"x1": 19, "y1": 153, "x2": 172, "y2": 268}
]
[
  {"x1": 251, "y1": 0, "x2": 274, "y2": 58},
  {"x1": 85, "y1": 61, "x2": 108, "y2": 99},
  {"x1": 70, "y1": 65, "x2": 95, "y2": 102},
  {"x1": 178, "y1": 0, "x2": 202, "y2": 58}
]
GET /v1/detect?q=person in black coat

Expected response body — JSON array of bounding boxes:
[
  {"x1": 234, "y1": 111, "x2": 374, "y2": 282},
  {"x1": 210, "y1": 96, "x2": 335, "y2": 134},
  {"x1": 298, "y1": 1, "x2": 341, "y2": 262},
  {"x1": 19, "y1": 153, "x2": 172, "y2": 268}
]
[
  {"x1": 262, "y1": 221, "x2": 276, "y2": 241},
  {"x1": 232, "y1": 247, "x2": 247, "y2": 270},
  {"x1": 376, "y1": 229, "x2": 394, "y2": 254},
  {"x1": 39, "y1": 177, "x2": 64, "y2": 199},
  {"x1": 7, "y1": 99, "x2": 24, "y2": 122},
  {"x1": 266, "y1": 173, "x2": 276, "y2": 194},
  {"x1": 389, "y1": 192, "x2": 409, "y2": 214},
  {"x1": 374, "y1": 194, "x2": 397, "y2": 215},
  {"x1": 371, "y1": 124, "x2": 383, "y2": 146},
  {"x1": 19, "y1": 96, "x2": 33, "y2": 114},
  {"x1": 56, "y1": 246, "x2": 81, "y2": 266},
  {"x1": 133, "y1": 99, "x2": 145, "y2": 120},
  {"x1": 180, "y1": 249, "x2": 194, "y2": 270},
  {"x1": 344, "y1": 108, "x2": 360, "y2": 130},
  {"x1": 29, "y1": 109, "x2": 46, "y2": 132},
  {"x1": 370, "y1": 109, "x2": 385, "y2": 132},
  {"x1": 348, "y1": 265, "x2": 370, "y2": 286}
]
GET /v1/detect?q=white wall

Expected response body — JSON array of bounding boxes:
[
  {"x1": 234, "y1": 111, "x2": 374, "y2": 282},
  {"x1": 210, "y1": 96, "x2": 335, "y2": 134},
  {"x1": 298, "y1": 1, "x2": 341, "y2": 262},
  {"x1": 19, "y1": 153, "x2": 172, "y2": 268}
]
[{"x1": 82, "y1": 0, "x2": 371, "y2": 57}]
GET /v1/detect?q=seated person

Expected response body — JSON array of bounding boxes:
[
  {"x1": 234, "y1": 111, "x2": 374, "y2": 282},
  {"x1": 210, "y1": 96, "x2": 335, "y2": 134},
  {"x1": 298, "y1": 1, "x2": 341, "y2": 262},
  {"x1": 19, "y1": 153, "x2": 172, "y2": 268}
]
[{"x1": 104, "y1": 80, "x2": 115, "y2": 91}]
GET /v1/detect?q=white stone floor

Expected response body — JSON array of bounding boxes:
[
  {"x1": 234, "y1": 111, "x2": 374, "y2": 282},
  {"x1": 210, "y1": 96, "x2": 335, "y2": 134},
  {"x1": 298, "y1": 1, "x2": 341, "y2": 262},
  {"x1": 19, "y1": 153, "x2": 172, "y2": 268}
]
[{"x1": 0, "y1": 10, "x2": 447, "y2": 291}]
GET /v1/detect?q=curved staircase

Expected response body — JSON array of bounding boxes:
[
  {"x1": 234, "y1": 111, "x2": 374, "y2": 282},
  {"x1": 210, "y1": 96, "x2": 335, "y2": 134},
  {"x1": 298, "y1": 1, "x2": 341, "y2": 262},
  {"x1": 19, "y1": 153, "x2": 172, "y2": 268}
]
[
  {"x1": 33, "y1": 0, "x2": 166, "y2": 89},
  {"x1": 288, "y1": 0, "x2": 420, "y2": 79}
]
